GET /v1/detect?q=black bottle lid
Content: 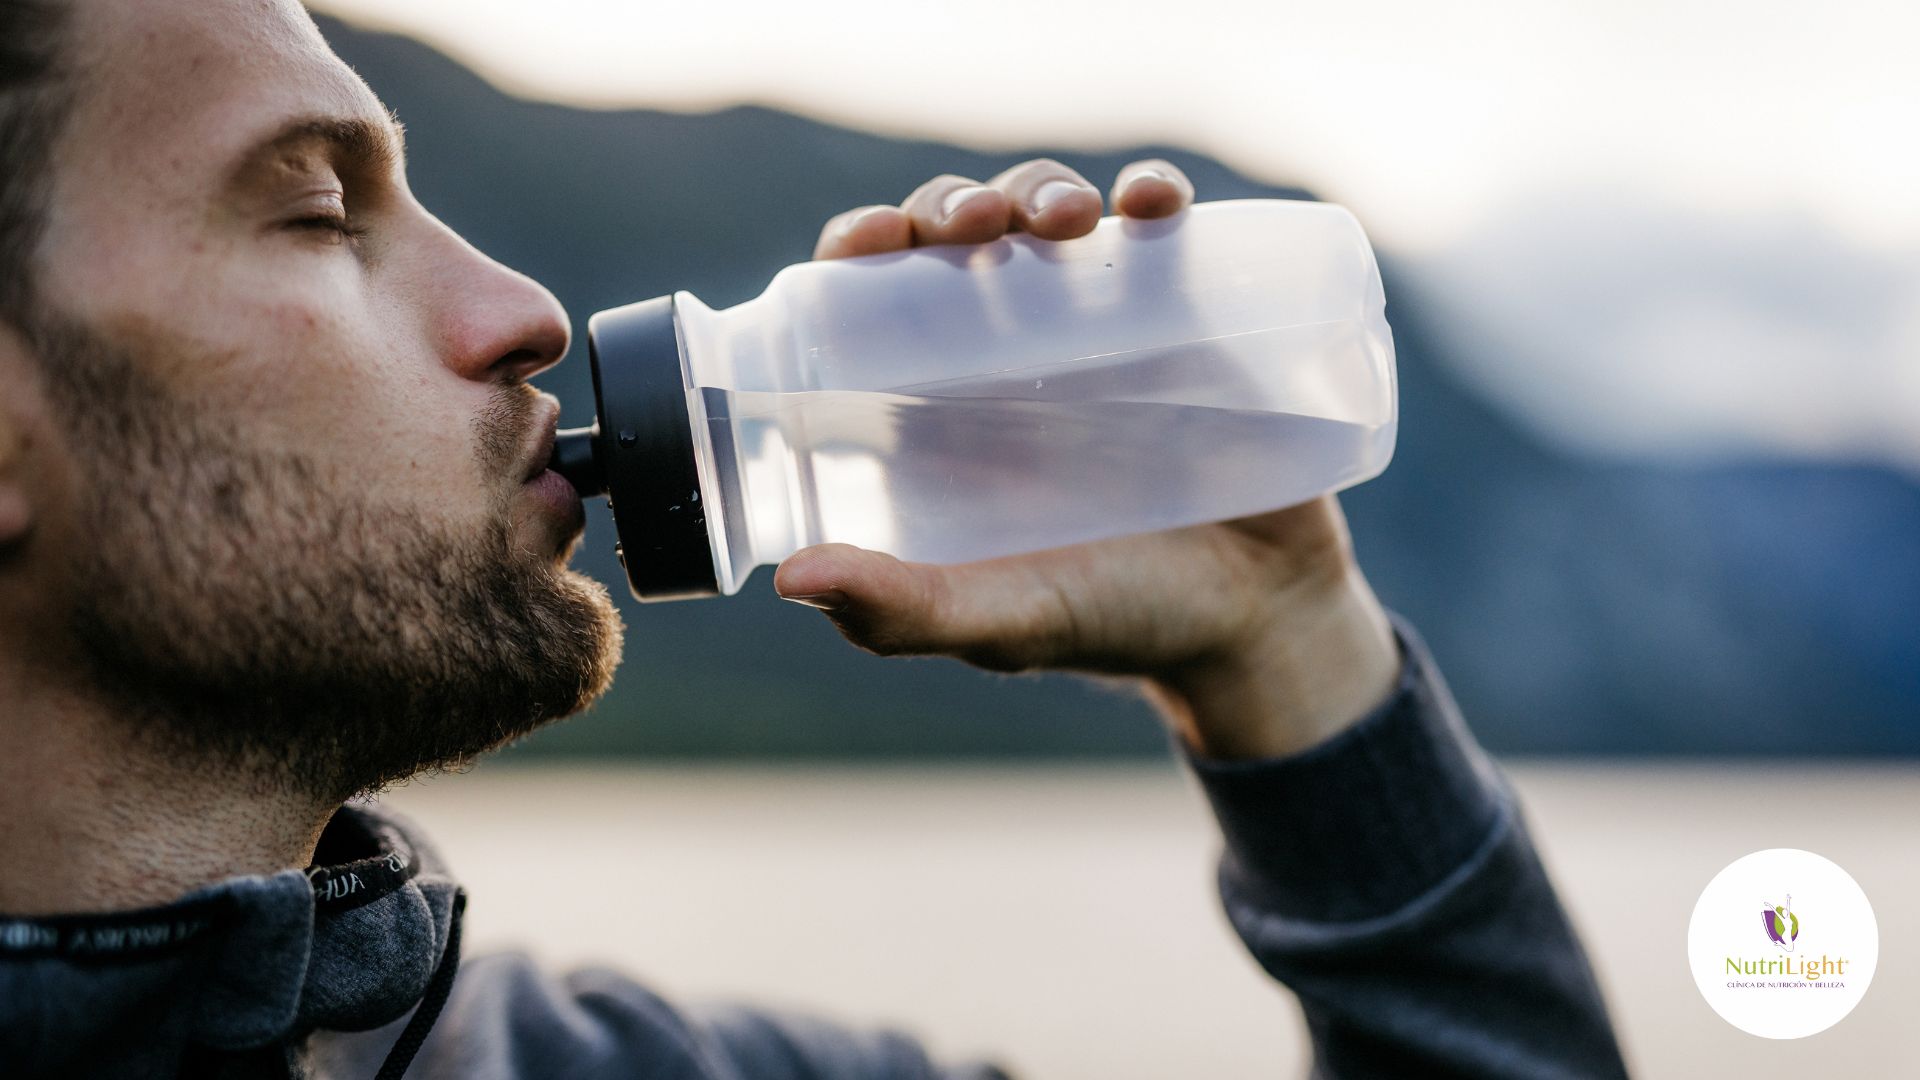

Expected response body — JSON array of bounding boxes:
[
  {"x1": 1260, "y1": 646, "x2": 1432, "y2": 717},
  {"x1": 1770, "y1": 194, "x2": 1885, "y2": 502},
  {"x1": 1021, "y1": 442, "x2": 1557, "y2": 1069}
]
[{"x1": 560, "y1": 294, "x2": 719, "y2": 602}]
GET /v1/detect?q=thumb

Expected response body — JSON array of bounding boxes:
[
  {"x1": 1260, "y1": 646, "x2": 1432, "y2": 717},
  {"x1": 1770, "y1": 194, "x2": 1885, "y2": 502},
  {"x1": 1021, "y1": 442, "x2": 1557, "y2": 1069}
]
[{"x1": 773, "y1": 543, "x2": 1071, "y2": 670}]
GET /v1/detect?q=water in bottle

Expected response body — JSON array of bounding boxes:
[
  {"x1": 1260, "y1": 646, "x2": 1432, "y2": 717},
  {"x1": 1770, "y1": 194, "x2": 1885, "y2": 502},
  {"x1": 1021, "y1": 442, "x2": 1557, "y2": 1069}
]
[{"x1": 555, "y1": 199, "x2": 1397, "y2": 601}]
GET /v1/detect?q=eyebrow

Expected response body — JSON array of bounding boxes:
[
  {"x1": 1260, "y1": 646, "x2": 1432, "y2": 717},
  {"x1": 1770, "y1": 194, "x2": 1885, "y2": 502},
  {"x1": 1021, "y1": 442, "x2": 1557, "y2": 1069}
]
[{"x1": 225, "y1": 112, "x2": 407, "y2": 189}]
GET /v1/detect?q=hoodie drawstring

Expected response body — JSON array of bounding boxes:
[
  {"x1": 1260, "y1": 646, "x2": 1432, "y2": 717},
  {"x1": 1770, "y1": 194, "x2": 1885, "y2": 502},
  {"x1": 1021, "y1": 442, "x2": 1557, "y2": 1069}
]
[{"x1": 374, "y1": 889, "x2": 467, "y2": 1080}]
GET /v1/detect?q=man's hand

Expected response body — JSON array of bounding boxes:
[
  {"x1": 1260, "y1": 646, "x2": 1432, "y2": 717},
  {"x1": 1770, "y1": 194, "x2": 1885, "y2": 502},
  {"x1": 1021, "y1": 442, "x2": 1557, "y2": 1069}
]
[{"x1": 779, "y1": 159, "x2": 1401, "y2": 760}]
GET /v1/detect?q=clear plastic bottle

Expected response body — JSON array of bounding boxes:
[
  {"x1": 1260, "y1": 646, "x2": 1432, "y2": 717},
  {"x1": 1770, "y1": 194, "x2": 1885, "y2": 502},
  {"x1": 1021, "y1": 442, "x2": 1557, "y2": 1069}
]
[{"x1": 555, "y1": 198, "x2": 1397, "y2": 602}]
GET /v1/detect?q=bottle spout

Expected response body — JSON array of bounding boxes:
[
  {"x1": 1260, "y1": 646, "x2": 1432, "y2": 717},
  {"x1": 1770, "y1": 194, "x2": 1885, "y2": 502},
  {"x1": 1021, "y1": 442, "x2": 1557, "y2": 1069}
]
[{"x1": 549, "y1": 425, "x2": 606, "y2": 497}]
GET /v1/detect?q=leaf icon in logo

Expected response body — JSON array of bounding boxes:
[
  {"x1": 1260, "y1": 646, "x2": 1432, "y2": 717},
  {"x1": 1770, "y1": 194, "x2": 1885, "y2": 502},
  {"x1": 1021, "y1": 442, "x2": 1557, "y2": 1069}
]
[{"x1": 1761, "y1": 895, "x2": 1799, "y2": 951}]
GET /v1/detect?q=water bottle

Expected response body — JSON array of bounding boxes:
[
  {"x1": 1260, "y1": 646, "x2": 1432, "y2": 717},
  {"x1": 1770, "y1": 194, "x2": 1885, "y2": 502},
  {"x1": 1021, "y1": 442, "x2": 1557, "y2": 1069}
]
[{"x1": 551, "y1": 198, "x2": 1397, "y2": 602}]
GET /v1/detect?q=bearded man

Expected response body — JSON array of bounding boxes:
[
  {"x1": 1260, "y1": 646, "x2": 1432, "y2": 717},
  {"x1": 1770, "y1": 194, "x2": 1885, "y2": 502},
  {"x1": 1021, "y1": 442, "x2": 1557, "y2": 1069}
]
[{"x1": 0, "y1": 2, "x2": 1627, "y2": 1077}]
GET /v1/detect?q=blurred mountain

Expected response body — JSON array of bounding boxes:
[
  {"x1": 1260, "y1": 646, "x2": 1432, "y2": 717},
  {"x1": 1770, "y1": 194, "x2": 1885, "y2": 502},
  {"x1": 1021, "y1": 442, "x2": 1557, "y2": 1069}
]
[
  {"x1": 1413, "y1": 195, "x2": 1920, "y2": 471},
  {"x1": 315, "y1": 14, "x2": 1919, "y2": 757}
]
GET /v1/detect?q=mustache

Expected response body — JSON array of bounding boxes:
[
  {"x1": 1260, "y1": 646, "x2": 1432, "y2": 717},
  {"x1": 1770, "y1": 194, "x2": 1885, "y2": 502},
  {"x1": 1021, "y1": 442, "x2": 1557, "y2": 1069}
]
[{"x1": 473, "y1": 382, "x2": 541, "y2": 479}]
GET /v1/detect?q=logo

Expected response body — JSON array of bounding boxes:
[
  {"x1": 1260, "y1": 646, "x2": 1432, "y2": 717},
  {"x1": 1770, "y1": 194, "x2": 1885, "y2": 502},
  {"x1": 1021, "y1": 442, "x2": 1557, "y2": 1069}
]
[
  {"x1": 1688, "y1": 849, "x2": 1878, "y2": 1039},
  {"x1": 1760, "y1": 895, "x2": 1799, "y2": 952}
]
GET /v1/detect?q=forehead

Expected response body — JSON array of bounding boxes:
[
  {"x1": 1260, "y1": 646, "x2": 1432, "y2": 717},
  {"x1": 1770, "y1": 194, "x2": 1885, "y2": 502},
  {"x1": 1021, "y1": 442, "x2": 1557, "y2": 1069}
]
[{"x1": 64, "y1": 0, "x2": 386, "y2": 185}]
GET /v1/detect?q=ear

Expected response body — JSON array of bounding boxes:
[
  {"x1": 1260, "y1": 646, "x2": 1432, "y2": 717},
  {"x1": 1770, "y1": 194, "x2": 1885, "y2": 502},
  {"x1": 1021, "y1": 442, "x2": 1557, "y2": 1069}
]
[{"x1": 0, "y1": 324, "x2": 42, "y2": 546}]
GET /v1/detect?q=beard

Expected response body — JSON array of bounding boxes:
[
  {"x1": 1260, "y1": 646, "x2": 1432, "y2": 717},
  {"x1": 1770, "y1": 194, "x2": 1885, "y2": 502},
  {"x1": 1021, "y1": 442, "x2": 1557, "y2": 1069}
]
[{"x1": 26, "y1": 311, "x2": 623, "y2": 805}]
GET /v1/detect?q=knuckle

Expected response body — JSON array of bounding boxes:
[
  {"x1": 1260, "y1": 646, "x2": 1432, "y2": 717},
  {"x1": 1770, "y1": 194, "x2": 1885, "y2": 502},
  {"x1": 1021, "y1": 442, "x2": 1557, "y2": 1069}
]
[{"x1": 954, "y1": 605, "x2": 1063, "y2": 674}]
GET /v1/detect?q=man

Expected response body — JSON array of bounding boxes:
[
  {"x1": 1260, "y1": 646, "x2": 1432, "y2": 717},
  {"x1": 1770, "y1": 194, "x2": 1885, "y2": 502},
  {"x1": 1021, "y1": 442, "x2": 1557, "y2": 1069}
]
[{"x1": 0, "y1": 0, "x2": 1629, "y2": 1076}]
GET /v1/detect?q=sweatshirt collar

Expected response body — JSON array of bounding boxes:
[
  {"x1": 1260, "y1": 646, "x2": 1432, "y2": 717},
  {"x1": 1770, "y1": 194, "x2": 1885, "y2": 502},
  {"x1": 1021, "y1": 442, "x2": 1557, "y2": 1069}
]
[{"x1": 0, "y1": 802, "x2": 460, "y2": 1064}]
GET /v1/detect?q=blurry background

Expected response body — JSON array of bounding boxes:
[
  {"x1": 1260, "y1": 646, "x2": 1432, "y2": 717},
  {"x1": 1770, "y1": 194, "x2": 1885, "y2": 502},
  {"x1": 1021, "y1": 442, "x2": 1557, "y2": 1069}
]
[
  {"x1": 307, "y1": 1, "x2": 1920, "y2": 759},
  {"x1": 305, "y1": 3, "x2": 1917, "y2": 1075}
]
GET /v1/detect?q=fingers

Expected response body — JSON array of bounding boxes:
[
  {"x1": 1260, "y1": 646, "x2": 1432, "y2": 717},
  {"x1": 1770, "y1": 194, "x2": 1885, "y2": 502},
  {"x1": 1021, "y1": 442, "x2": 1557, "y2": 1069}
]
[
  {"x1": 774, "y1": 543, "x2": 1074, "y2": 673},
  {"x1": 811, "y1": 156, "x2": 1196, "y2": 263},
  {"x1": 813, "y1": 204, "x2": 912, "y2": 260},
  {"x1": 1110, "y1": 158, "x2": 1195, "y2": 220},
  {"x1": 987, "y1": 158, "x2": 1104, "y2": 240},
  {"x1": 901, "y1": 173, "x2": 1013, "y2": 247}
]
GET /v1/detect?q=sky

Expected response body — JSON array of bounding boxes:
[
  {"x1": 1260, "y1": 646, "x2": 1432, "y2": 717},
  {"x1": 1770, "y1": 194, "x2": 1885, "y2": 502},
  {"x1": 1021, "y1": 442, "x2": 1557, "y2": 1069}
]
[{"x1": 315, "y1": 0, "x2": 1920, "y2": 473}]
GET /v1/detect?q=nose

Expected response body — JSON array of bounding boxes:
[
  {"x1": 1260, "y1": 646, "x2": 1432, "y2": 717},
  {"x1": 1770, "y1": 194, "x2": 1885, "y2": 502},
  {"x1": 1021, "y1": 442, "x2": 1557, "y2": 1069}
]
[{"x1": 421, "y1": 219, "x2": 571, "y2": 384}]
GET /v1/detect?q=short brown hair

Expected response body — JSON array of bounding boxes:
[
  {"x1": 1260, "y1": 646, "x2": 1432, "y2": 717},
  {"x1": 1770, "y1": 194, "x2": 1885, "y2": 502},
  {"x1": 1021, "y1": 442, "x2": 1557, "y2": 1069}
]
[{"x1": 0, "y1": 0, "x2": 73, "y2": 324}]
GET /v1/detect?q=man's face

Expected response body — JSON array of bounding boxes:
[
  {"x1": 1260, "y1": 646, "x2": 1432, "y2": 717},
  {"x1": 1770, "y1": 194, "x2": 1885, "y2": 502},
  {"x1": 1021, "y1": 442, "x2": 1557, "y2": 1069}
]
[{"x1": 7, "y1": 0, "x2": 622, "y2": 800}]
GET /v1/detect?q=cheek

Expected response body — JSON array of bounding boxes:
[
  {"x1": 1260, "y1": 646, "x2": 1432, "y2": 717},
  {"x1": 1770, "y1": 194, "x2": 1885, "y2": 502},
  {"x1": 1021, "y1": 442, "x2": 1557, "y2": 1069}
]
[
  {"x1": 92, "y1": 253, "x2": 500, "y2": 520},
  {"x1": 246, "y1": 301, "x2": 499, "y2": 504},
  {"x1": 128, "y1": 290, "x2": 480, "y2": 493},
  {"x1": 180, "y1": 298, "x2": 396, "y2": 444},
  {"x1": 49, "y1": 192, "x2": 504, "y2": 508}
]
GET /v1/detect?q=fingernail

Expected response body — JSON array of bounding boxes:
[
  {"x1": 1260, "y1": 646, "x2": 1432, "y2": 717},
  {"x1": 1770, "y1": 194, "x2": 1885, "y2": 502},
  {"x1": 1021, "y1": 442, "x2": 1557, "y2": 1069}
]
[
  {"x1": 939, "y1": 185, "x2": 990, "y2": 223},
  {"x1": 782, "y1": 590, "x2": 848, "y2": 612},
  {"x1": 1125, "y1": 167, "x2": 1171, "y2": 191},
  {"x1": 839, "y1": 205, "x2": 887, "y2": 238},
  {"x1": 1030, "y1": 179, "x2": 1089, "y2": 218}
]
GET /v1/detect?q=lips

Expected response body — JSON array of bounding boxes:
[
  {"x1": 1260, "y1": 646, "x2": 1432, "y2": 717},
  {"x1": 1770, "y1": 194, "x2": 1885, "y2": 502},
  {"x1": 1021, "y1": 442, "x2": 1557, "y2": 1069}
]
[
  {"x1": 524, "y1": 429, "x2": 556, "y2": 482},
  {"x1": 522, "y1": 466, "x2": 587, "y2": 537},
  {"x1": 516, "y1": 397, "x2": 563, "y2": 484},
  {"x1": 508, "y1": 395, "x2": 585, "y2": 540}
]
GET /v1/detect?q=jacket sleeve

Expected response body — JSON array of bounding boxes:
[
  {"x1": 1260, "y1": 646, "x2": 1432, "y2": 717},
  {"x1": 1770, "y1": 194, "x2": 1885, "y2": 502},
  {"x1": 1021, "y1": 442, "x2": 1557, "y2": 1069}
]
[
  {"x1": 673, "y1": 999, "x2": 1012, "y2": 1080},
  {"x1": 1175, "y1": 614, "x2": 1630, "y2": 1080},
  {"x1": 309, "y1": 949, "x2": 1014, "y2": 1079}
]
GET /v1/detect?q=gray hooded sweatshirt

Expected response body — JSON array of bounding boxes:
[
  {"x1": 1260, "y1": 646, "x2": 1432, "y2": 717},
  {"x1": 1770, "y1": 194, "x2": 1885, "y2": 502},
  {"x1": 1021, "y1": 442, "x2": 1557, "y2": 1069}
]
[{"x1": 0, "y1": 619, "x2": 1630, "y2": 1078}]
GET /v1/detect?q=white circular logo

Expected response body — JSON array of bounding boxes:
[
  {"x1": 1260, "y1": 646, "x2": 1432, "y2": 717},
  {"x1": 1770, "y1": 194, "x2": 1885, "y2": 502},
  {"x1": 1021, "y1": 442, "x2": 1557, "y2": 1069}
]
[{"x1": 1687, "y1": 848, "x2": 1878, "y2": 1039}]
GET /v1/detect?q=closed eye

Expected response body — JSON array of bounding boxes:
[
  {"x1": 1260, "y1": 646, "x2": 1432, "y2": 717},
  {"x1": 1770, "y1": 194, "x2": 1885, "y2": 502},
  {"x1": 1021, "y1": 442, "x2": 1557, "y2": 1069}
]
[{"x1": 287, "y1": 211, "x2": 368, "y2": 244}]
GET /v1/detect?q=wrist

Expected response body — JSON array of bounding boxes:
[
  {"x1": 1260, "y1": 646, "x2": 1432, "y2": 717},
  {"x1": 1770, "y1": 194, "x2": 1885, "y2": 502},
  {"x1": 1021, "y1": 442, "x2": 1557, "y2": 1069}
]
[{"x1": 1142, "y1": 561, "x2": 1400, "y2": 761}]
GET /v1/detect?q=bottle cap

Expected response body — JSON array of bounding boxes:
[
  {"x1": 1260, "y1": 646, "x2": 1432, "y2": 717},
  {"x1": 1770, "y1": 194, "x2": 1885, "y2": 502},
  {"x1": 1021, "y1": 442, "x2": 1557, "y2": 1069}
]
[{"x1": 577, "y1": 295, "x2": 719, "y2": 602}]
